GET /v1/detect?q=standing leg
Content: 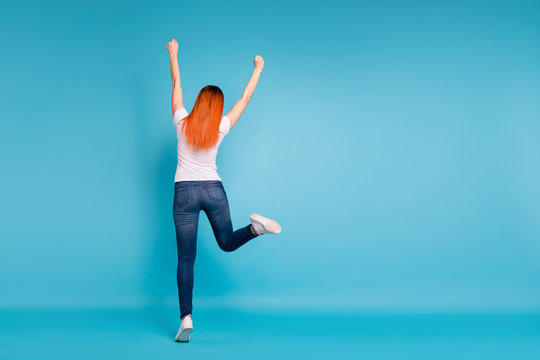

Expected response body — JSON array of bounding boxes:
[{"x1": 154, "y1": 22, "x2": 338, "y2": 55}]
[
  {"x1": 173, "y1": 185, "x2": 200, "y2": 319},
  {"x1": 201, "y1": 182, "x2": 259, "y2": 252}
]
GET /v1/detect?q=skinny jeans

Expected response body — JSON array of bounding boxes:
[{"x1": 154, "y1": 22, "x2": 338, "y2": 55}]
[{"x1": 173, "y1": 180, "x2": 259, "y2": 319}]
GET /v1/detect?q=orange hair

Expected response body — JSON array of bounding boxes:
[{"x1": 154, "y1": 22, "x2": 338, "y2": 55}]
[{"x1": 181, "y1": 85, "x2": 224, "y2": 150}]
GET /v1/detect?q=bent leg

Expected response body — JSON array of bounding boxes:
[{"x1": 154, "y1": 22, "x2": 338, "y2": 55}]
[{"x1": 202, "y1": 183, "x2": 258, "y2": 252}]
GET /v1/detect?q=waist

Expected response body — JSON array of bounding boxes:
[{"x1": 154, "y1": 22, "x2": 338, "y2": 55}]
[
  {"x1": 175, "y1": 162, "x2": 221, "y2": 183},
  {"x1": 175, "y1": 180, "x2": 222, "y2": 187}
]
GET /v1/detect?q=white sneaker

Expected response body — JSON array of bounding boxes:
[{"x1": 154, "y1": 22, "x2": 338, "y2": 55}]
[
  {"x1": 175, "y1": 314, "x2": 193, "y2": 342},
  {"x1": 250, "y1": 213, "x2": 281, "y2": 235}
]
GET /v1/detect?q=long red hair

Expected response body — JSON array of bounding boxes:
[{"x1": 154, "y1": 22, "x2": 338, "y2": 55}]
[{"x1": 181, "y1": 85, "x2": 224, "y2": 150}]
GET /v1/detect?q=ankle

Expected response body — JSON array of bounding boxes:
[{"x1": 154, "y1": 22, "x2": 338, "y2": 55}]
[{"x1": 250, "y1": 224, "x2": 260, "y2": 236}]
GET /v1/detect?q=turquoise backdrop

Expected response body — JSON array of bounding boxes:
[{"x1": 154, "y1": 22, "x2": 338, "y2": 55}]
[{"x1": 1, "y1": 0, "x2": 539, "y2": 317}]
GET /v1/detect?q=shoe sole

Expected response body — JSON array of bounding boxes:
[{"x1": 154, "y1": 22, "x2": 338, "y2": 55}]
[
  {"x1": 250, "y1": 213, "x2": 281, "y2": 234},
  {"x1": 175, "y1": 327, "x2": 193, "y2": 342}
]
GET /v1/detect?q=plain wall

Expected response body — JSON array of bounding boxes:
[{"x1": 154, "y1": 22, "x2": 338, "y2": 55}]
[{"x1": 1, "y1": 0, "x2": 539, "y2": 311}]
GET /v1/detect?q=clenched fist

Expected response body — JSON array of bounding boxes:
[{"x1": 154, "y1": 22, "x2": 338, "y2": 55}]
[
  {"x1": 166, "y1": 38, "x2": 179, "y2": 55},
  {"x1": 254, "y1": 55, "x2": 265, "y2": 71}
]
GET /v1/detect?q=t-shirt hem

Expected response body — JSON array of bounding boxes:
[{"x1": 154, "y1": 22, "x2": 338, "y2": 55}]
[{"x1": 175, "y1": 178, "x2": 222, "y2": 182}]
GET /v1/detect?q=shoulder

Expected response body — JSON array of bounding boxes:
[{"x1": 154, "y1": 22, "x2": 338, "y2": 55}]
[
  {"x1": 173, "y1": 107, "x2": 189, "y2": 126},
  {"x1": 219, "y1": 115, "x2": 231, "y2": 135}
]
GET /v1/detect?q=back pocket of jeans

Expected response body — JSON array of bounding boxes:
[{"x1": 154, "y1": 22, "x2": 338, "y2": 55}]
[
  {"x1": 203, "y1": 184, "x2": 226, "y2": 202},
  {"x1": 174, "y1": 187, "x2": 191, "y2": 207}
]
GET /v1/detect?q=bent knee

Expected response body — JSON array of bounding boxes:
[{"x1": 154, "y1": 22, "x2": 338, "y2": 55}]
[{"x1": 218, "y1": 243, "x2": 234, "y2": 252}]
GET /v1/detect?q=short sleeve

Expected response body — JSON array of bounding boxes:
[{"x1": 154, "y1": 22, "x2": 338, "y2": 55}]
[
  {"x1": 173, "y1": 107, "x2": 189, "y2": 126},
  {"x1": 219, "y1": 115, "x2": 231, "y2": 135}
]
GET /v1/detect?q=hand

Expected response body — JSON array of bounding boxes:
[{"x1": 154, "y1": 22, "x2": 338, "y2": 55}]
[
  {"x1": 254, "y1": 55, "x2": 264, "y2": 71},
  {"x1": 166, "y1": 38, "x2": 179, "y2": 55}
]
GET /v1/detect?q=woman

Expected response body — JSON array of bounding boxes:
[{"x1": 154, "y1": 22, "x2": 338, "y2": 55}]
[{"x1": 166, "y1": 38, "x2": 281, "y2": 342}]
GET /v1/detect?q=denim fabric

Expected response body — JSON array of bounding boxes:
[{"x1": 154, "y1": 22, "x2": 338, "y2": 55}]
[{"x1": 173, "y1": 180, "x2": 259, "y2": 319}]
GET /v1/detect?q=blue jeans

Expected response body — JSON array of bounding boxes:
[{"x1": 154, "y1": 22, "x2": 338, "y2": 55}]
[{"x1": 173, "y1": 180, "x2": 259, "y2": 319}]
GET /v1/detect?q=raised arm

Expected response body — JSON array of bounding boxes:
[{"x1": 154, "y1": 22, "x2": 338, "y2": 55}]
[
  {"x1": 225, "y1": 55, "x2": 265, "y2": 130},
  {"x1": 166, "y1": 38, "x2": 184, "y2": 115}
]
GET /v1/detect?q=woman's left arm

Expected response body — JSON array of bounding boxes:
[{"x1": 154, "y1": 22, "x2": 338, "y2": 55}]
[{"x1": 166, "y1": 38, "x2": 184, "y2": 115}]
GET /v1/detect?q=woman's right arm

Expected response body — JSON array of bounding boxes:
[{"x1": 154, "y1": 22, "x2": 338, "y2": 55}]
[{"x1": 226, "y1": 55, "x2": 265, "y2": 129}]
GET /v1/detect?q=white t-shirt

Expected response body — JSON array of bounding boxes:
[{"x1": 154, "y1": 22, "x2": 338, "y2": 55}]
[{"x1": 173, "y1": 107, "x2": 231, "y2": 182}]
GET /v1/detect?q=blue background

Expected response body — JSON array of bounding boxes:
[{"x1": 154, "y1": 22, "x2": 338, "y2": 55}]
[{"x1": 1, "y1": 0, "x2": 539, "y2": 358}]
